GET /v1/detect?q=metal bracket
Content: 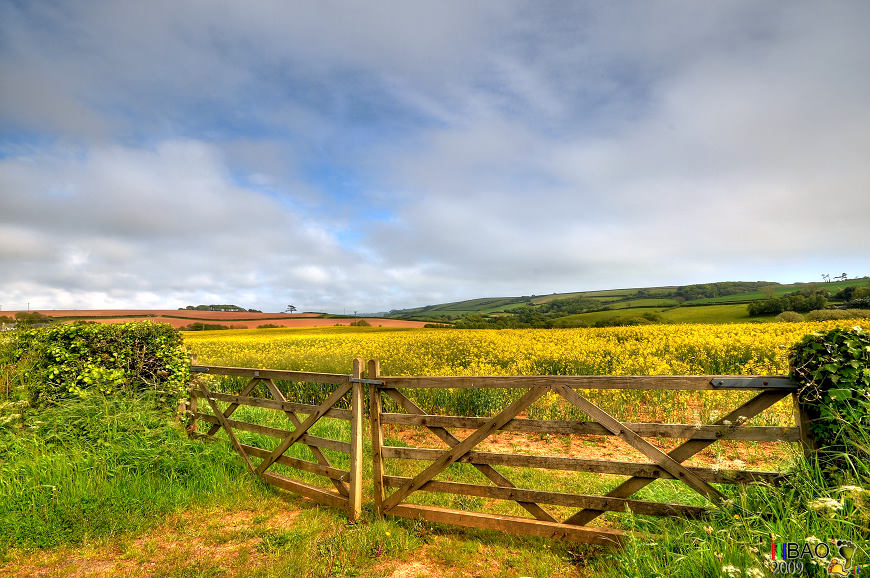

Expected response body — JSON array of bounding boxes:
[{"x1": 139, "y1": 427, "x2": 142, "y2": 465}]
[
  {"x1": 191, "y1": 366, "x2": 210, "y2": 374},
  {"x1": 349, "y1": 377, "x2": 385, "y2": 385},
  {"x1": 710, "y1": 377, "x2": 798, "y2": 389}
]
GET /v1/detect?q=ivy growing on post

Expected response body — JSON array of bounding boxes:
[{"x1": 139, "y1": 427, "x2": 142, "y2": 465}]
[{"x1": 790, "y1": 326, "x2": 870, "y2": 481}]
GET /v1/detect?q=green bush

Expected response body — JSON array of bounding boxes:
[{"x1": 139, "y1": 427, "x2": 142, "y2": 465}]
[
  {"x1": 805, "y1": 308, "x2": 870, "y2": 321},
  {"x1": 9, "y1": 322, "x2": 190, "y2": 409},
  {"x1": 775, "y1": 311, "x2": 804, "y2": 322},
  {"x1": 790, "y1": 326, "x2": 870, "y2": 479},
  {"x1": 180, "y1": 322, "x2": 232, "y2": 331}
]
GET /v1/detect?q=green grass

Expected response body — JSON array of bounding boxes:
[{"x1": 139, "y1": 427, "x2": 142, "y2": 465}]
[
  {"x1": 530, "y1": 292, "x2": 587, "y2": 304},
  {"x1": 548, "y1": 309, "x2": 667, "y2": 326},
  {"x1": 658, "y1": 304, "x2": 762, "y2": 323},
  {"x1": 617, "y1": 298, "x2": 680, "y2": 308},
  {"x1": 0, "y1": 394, "x2": 264, "y2": 554}
]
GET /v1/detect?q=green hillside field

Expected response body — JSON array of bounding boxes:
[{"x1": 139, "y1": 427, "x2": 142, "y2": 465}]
[{"x1": 386, "y1": 278, "x2": 870, "y2": 326}]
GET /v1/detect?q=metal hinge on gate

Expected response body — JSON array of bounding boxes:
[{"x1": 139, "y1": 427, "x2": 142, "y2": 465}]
[
  {"x1": 710, "y1": 377, "x2": 798, "y2": 389},
  {"x1": 349, "y1": 377, "x2": 385, "y2": 385}
]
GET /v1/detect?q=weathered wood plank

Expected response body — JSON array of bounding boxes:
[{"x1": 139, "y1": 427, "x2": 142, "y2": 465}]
[
  {"x1": 261, "y1": 472, "x2": 348, "y2": 509},
  {"x1": 255, "y1": 382, "x2": 353, "y2": 475},
  {"x1": 261, "y1": 378, "x2": 350, "y2": 498},
  {"x1": 564, "y1": 389, "x2": 790, "y2": 526},
  {"x1": 369, "y1": 359, "x2": 385, "y2": 511},
  {"x1": 194, "y1": 412, "x2": 352, "y2": 453},
  {"x1": 192, "y1": 365, "x2": 350, "y2": 385},
  {"x1": 378, "y1": 375, "x2": 798, "y2": 390},
  {"x1": 379, "y1": 413, "x2": 800, "y2": 442},
  {"x1": 382, "y1": 476, "x2": 710, "y2": 518},
  {"x1": 348, "y1": 359, "x2": 365, "y2": 521},
  {"x1": 240, "y1": 444, "x2": 350, "y2": 482},
  {"x1": 187, "y1": 382, "x2": 199, "y2": 436},
  {"x1": 552, "y1": 384, "x2": 725, "y2": 503},
  {"x1": 193, "y1": 389, "x2": 353, "y2": 420},
  {"x1": 380, "y1": 446, "x2": 783, "y2": 484},
  {"x1": 382, "y1": 388, "x2": 557, "y2": 523},
  {"x1": 793, "y1": 392, "x2": 814, "y2": 459},
  {"x1": 387, "y1": 504, "x2": 628, "y2": 545}
]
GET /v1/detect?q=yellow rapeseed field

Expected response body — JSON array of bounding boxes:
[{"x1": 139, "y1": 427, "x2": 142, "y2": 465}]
[
  {"x1": 184, "y1": 320, "x2": 865, "y2": 425},
  {"x1": 184, "y1": 319, "x2": 864, "y2": 376}
]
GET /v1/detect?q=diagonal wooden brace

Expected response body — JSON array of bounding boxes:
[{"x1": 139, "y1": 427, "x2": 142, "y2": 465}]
[
  {"x1": 199, "y1": 380, "x2": 256, "y2": 474},
  {"x1": 552, "y1": 384, "x2": 725, "y2": 503},
  {"x1": 382, "y1": 385, "x2": 549, "y2": 512},
  {"x1": 255, "y1": 382, "x2": 352, "y2": 476},
  {"x1": 205, "y1": 377, "x2": 262, "y2": 436},
  {"x1": 382, "y1": 388, "x2": 558, "y2": 522},
  {"x1": 563, "y1": 389, "x2": 790, "y2": 526},
  {"x1": 261, "y1": 378, "x2": 350, "y2": 497}
]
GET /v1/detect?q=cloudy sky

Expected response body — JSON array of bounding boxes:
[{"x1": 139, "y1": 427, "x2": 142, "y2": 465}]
[{"x1": 1, "y1": 2, "x2": 868, "y2": 313}]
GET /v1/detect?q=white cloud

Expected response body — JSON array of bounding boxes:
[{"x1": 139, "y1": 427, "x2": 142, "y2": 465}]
[{"x1": 1, "y1": 2, "x2": 868, "y2": 312}]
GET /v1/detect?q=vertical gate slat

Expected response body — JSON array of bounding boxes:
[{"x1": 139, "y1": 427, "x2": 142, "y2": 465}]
[{"x1": 348, "y1": 358, "x2": 365, "y2": 521}]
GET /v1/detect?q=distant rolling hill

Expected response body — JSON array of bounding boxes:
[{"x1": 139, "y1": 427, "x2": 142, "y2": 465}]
[{"x1": 385, "y1": 278, "x2": 870, "y2": 327}]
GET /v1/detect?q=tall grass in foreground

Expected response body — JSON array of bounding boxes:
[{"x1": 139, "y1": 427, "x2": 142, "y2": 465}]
[
  {"x1": 596, "y1": 438, "x2": 870, "y2": 576},
  {"x1": 0, "y1": 393, "x2": 266, "y2": 556}
]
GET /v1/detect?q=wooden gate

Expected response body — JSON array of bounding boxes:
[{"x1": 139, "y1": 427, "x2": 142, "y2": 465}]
[
  {"x1": 187, "y1": 356, "x2": 809, "y2": 545},
  {"x1": 369, "y1": 360, "x2": 806, "y2": 544},
  {"x1": 187, "y1": 359, "x2": 367, "y2": 520}
]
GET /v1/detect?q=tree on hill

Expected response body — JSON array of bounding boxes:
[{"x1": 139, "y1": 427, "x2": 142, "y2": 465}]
[
  {"x1": 285, "y1": 305, "x2": 297, "y2": 314},
  {"x1": 182, "y1": 304, "x2": 247, "y2": 312},
  {"x1": 748, "y1": 290, "x2": 828, "y2": 316}
]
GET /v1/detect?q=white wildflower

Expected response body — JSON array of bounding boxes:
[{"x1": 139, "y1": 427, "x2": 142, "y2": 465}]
[
  {"x1": 722, "y1": 420, "x2": 732, "y2": 426},
  {"x1": 807, "y1": 497, "x2": 843, "y2": 513},
  {"x1": 837, "y1": 485, "x2": 867, "y2": 497},
  {"x1": 721, "y1": 564, "x2": 741, "y2": 578},
  {"x1": 746, "y1": 568, "x2": 764, "y2": 578},
  {"x1": 805, "y1": 535, "x2": 821, "y2": 544}
]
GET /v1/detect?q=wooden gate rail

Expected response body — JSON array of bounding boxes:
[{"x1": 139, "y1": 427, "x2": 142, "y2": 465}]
[
  {"x1": 187, "y1": 360, "x2": 366, "y2": 520},
  {"x1": 371, "y1": 366, "x2": 805, "y2": 543}
]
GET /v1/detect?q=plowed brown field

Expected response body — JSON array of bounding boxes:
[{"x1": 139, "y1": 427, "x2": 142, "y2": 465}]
[{"x1": 5, "y1": 310, "x2": 428, "y2": 329}]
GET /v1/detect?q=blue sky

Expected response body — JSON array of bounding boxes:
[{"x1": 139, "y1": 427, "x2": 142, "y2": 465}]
[{"x1": 1, "y1": 1, "x2": 869, "y2": 313}]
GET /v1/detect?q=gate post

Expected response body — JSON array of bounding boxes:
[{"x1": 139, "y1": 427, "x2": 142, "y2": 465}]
[
  {"x1": 348, "y1": 358, "x2": 365, "y2": 521},
  {"x1": 368, "y1": 359, "x2": 384, "y2": 513},
  {"x1": 792, "y1": 391, "x2": 815, "y2": 459},
  {"x1": 187, "y1": 354, "x2": 199, "y2": 436}
]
